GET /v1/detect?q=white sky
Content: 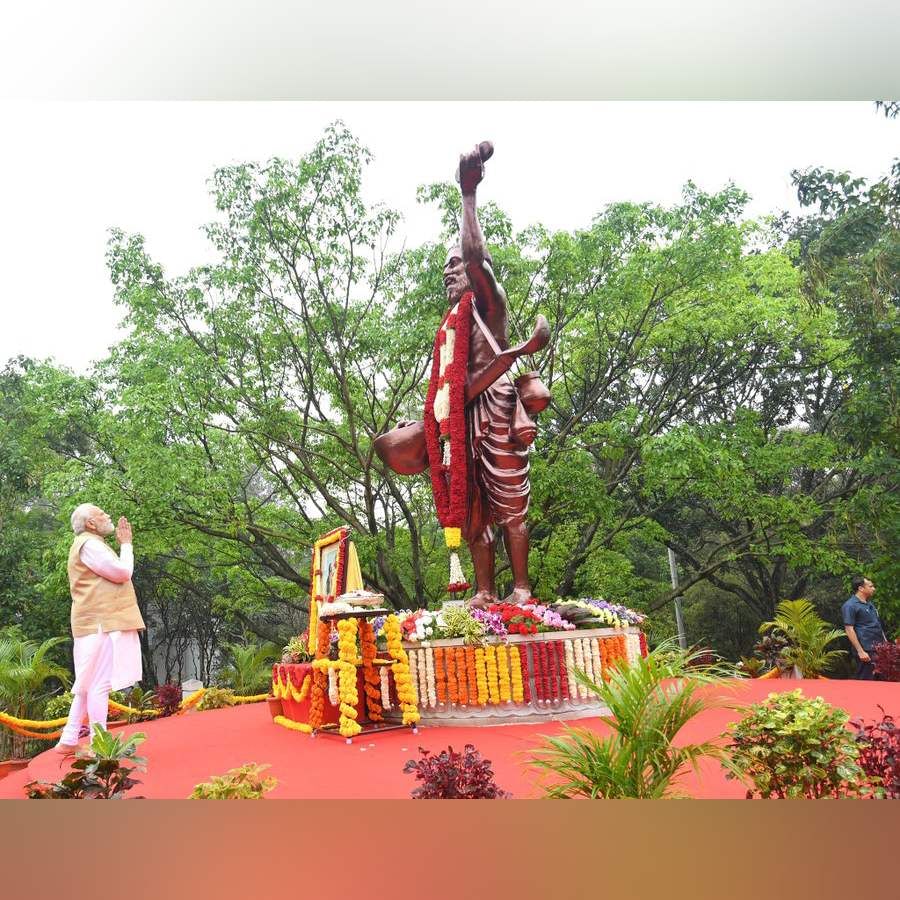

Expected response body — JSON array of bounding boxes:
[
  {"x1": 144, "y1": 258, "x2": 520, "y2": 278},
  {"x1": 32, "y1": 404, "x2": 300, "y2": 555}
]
[{"x1": 1, "y1": 101, "x2": 897, "y2": 373}]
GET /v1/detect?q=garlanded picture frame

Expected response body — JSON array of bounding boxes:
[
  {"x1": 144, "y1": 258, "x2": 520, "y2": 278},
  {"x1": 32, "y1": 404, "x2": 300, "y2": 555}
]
[{"x1": 306, "y1": 527, "x2": 350, "y2": 654}]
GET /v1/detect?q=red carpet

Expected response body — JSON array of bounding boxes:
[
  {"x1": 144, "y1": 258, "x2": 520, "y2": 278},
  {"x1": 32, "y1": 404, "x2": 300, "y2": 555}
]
[{"x1": 2, "y1": 679, "x2": 896, "y2": 799}]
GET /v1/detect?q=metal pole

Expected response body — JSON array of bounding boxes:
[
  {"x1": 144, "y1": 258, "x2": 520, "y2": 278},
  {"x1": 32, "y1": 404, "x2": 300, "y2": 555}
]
[{"x1": 667, "y1": 547, "x2": 687, "y2": 650}]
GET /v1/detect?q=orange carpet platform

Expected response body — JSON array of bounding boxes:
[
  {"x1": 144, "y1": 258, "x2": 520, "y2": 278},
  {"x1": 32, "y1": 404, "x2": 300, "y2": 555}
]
[{"x1": 2, "y1": 679, "x2": 896, "y2": 799}]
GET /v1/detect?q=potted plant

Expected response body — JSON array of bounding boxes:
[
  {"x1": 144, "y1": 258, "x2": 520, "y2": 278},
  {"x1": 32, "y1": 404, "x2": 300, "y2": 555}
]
[{"x1": 758, "y1": 599, "x2": 845, "y2": 678}]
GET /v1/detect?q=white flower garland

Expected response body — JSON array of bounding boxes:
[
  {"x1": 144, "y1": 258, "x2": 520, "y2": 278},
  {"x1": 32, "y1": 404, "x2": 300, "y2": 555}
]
[
  {"x1": 328, "y1": 666, "x2": 339, "y2": 706},
  {"x1": 572, "y1": 638, "x2": 588, "y2": 700},
  {"x1": 424, "y1": 646, "x2": 437, "y2": 708},
  {"x1": 564, "y1": 639, "x2": 578, "y2": 701},
  {"x1": 590, "y1": 639, "x2": 603, "y2": 696},
  {"x1": 379, "y1": 665, "x2": 392, "y2": 710},
  {"x1": 408, "y1": 648, "x2": 419, "y2": 709},
  {"x1": 449, "y1": 553, "x2": 466, "y2": 587},
  {"x1": 432, "y1": 308, "x2": 457, "y2": 424},
  {"x1": 415, "y1": 649, "x2": 428, "y2": 708},
  {"x1": 626, "y1": 632, "x2": 641, "y2": 664},
  {"x1": 581, "y1": 637, "x2": 596, "y2": 686}
]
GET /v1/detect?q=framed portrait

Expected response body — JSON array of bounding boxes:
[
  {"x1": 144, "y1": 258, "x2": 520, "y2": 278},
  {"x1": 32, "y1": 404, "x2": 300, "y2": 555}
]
[{"x1": 311, "y1": 527, "x2": 349, "y2": 600}]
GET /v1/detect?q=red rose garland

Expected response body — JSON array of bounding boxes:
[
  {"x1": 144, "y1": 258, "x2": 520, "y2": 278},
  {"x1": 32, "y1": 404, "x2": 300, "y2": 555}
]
[
  {"x1": 540, "y1": 642, "x2": 552, "y2": 702},
  {"x1": 639, "y1": 632, "x2": 649, "y2": 658},
  {"x1": 520, "y1": 645, "x2": 532, "y2": 704},
  {"x1": 556, "y1": 641, "x2": 570, "y2": 701},
  {"x1": 424, "y1": 292, "x2": 474, "y2": 593},
  {"x1": 532, "y1": 644, "x2": 543, "y2": 702}
]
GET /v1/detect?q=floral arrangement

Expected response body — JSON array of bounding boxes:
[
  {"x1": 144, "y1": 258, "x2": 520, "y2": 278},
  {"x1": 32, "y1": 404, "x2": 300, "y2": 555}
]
[
  {"x1": 488, "y1": 602, "x2": 543, "y2": 636},
  {"x1": 520, "y1": 602, "x2": 576, "y2": 631},
  {"x1": 470, "y1": 606, "x2": 508, "y2": 638},
  {"x1": 384, "y1": 614, "x2": 420, "y2": 726}
]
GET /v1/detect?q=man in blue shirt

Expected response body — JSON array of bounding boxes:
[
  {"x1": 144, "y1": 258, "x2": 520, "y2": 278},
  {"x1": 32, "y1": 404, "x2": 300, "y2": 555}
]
[{"x1": 842, "y1": 577, "x2": 886, "y2": 680}]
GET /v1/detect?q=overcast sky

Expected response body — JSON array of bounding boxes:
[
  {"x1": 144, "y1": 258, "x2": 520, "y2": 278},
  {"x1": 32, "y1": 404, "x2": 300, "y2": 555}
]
[{"x1": 2, "y1": 101, "x2": 897, "y2": 373}]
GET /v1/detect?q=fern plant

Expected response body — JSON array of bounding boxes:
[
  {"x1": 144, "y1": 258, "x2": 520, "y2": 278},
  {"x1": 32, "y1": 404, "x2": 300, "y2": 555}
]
[
  {"x1": 527, "y1": 643, "x2": 738, "y2": 799},
  {"x1": 217, "y1": 640, "x2": 280, "y2": 695},
  {"x1": 758, "y1": 599, "x2": 845, "y2": 678}
]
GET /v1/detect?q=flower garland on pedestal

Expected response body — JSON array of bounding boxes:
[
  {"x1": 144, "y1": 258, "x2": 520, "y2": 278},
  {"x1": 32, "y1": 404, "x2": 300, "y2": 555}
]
[
  {"x1": 564, "y1": 640, "x2": 578, "y2": 699},
  {"x1": 573, "y1": 639, "x2": 588, "y2": 699},
  {"x1": 518, "y1": 645, "x2": 532, "y2": 704},
  {"x1": 416, "y1": 650, "x2": 429, "y2": 709},
  {"x1": 359, "y1": 620, "x2": 383, "y2": 722},
  {"x1": 423, "y1": 292, "x2": 474, "y2": 594},
  {"x1": 497, "y1": 645, "x2": 512, "y2": 703},
  {"x1": 379, "y1": 666, "x2": 393, "y2": 710},
  {"x1": 408, "y1": 648, "x2": 419, "y2": 708},
  {"x1": 455, "y1": 647, "x2": 469, "y2": 706},
  {"x1": 508, "y1": 645, "x2": 525, "y2": 703},
  {"x1": 336, "y1": 619, "x2": 362, "y2": 739},
  {"x1": 639, "y1": 632, "x2": 649, "y2": 658},
  {"x1": 474, "y1": 647, "x2": 489, "y2": 705},
  {"x1": 384, "y1": 614, "x2": 420, "y2": 726},
  {"x1": 465, "y1": 646, "x2": 478, "y2": 704},
  {"x1": 434, "y1": 648, "x2": 447, "y2": 705},
  {"x1": 532, "y1": 644, "x2": 543, "y2": 703},
  {"x1": 590, "y1": 639, "x2": 603, "y2": 690},
  {"x1": 540, "y1": 642, "x2": 552, "y2": 703},
  {"x1": 445, "y1": 646, "x2": 458, "y2": 705},
  {"x1": 308, "y1": 621, "x2": 330, "y2": 731},
  {"x1": 581, "y1": 637, "x2": 595, "y2": 687},
  {"x1": 555, "y1": 641, "x2": 570, "y2": 702},
  {"x1": 424, "y1": 647, "x2": 437, "y2": 708},
  {"x1": 485, "y1": 645, "x2": 500, "y2": 704}
]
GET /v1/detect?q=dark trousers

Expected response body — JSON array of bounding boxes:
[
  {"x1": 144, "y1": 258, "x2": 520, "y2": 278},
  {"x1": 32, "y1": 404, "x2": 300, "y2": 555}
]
[{"x1": 855, "y1": 658, "x2": 877, "y2": 680}]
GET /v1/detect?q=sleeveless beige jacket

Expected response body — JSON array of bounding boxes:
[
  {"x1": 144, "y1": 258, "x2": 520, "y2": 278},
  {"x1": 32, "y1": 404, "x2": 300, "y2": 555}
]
[{"x1": 67, "y1": 533, "x2": 145, "y2": 638}]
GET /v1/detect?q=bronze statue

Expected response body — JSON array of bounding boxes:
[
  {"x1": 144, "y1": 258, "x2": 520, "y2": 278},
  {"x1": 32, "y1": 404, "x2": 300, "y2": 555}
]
[{"x1": 375, "y1": 142, "x2": 549, "y2": 607}]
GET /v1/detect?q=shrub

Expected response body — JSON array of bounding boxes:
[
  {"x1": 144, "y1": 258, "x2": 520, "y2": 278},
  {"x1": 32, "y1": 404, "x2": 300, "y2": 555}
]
[
  {"x1": 403, "y1": 745, "x2": 510, "y2": 798},
  {"x1": 849, "y1": 708, "x2": 899, "y2": 799},
  {"x1": 25, "y1": 725, "x2": 147, "y2": 799},
  {"x1": 527, "y1": 644, "x2": 736, "y2": 798},
  {"x1": 153, "y1": 683, "x2": 183, "y2": 718},
  {"x1": 737, "y1": 657, "x2": 766, "y2": 678},
  {"x1": 189, "y1": 764, "x2": 277, "y2": 799},
  {"x1": 217, "y1": 641, "x2": 280, "y2": 695},
  {"x1": 120, "y1": 685, "x2": 158, "y2": 723},
  {"x1": 757, "y1": 599, "x2": 845, "y2": 677},
  {"x1": 725, "y1": 690, "x2": 875, "y2": 798},
  {"x1": 42, "y1": 691, "x2": 74, "y2": 720},
  {"x1": 197, "y1": 688, "x2": 236, "y2": 711},
  {"x1": 872, "y1": 641, "x2": 900, "y2": 681}
]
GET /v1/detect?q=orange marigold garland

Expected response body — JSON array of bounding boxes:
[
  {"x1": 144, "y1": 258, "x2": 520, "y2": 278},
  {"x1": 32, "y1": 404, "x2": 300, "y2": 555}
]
[
  {"x1": 445, "y1": 645, "x2": 458, "y2": 705},
  {"x1": 434, "y1": 647, "x2": 447, "y2": 705},
  {"x1": 455, "y1": 647, "x2": 469, "y2": 705},
  {"x1": 465, "y1": 646, "x2": 478, "y2": 704},
  {"x1": 308, "y1": 620, "x2": 330, "y2": 731},
  {"x1": 359, "y1": 620, "x2": 383, "y2": 722}
]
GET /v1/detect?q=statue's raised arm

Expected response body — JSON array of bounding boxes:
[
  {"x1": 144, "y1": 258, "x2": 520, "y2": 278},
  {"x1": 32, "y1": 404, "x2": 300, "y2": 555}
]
[{"x1": 456, "y1": 142, "x2": 508, "y2": 342}]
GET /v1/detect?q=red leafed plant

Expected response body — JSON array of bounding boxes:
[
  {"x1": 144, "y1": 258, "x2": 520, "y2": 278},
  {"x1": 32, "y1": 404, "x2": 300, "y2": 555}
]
[
  {"x1": 403, "y1": 744, "x2": 511, "y2": 799},
  {"x1": 872, "y1": 641, "x2": 900, "y2": 682},
  {"x1": 153, "y1": 683, "x2": 183, "y2": 718},
  {"x1": 849, "y1": 707, "x2": 899, "y2": 799}
]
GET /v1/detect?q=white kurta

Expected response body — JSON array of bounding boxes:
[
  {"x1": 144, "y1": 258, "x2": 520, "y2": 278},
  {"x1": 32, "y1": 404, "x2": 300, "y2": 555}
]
[{"x1": 58, "y1": 540, "x2": 143, "y2": 746}]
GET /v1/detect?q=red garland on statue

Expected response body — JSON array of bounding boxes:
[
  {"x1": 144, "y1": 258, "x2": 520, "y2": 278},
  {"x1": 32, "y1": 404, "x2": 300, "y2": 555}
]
[{"x1": 424, "y1": 292, "x2": 474, "y2": 593}]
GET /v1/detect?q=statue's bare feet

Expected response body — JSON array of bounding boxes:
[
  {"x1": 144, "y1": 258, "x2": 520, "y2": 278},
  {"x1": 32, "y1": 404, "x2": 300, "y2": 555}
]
[
  {"x1": 468, "y1": 590, "x2": 497, "y2": 610},
  {"x1": 502, "y1": 587, "x2": 533, "y2": 606}
]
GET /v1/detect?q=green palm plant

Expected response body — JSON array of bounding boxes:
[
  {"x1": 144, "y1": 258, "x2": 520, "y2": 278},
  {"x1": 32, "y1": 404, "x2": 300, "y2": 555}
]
[
  {"x1": 526, "y1": 643, "x2": 739, "y2": 798},
  {"x1": 758, "y1": 599, "x2": 845, "y2": 678},
  {"x1": 217, "y1": 639, "x2": 279, "y2": 696},
  {"x1": 0, "y1": 631, "x2": 71, "y2": 759}
]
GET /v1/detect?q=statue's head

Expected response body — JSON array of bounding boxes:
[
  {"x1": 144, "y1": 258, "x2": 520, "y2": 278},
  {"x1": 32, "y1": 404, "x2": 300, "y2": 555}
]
[{"x1": 443, "y1": 245, "x2": 493, "y2": 305}]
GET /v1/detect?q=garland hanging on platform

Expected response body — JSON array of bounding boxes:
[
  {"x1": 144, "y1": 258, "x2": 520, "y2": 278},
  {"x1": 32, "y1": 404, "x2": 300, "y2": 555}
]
[
  {"x1": 359, "y1": 620, "x2": 383, "y2": 722},
  {"x1": 555, "y1": 642, "x2": 570, "y2": 701},
  {"x1": 465, "y1": 646, "x2": 478, "y2": 705},
  {"x1": 308, "y1": 621, "x2": 330, "y2": 731},
  {"x1": 474, "y1": 647, "x2": 489, "y2": 706},
  {"x1": 424, "y1": 647, "x2": 437, "y2": 708},
  {"x1": 336, "y1": 618, "x2": 362, "y2": 738},
  {"x1": 518, "y1": 645, "x2": 532, "y2": 704},
  {"x1": 455, "y1": 647, "x2": 469, "y2": 705},
  {"x1": 434, "y1": 648, "x2": 447, "y2": 705},
  {"x1": 508, "y1": 645, "x2": 525, "y2": 703},
  {"x1": 485, "y1": 645, "x2": 500, "y2": 704},
  {"x1": 384, "y1": 615, "x2": 420, "y2": 726},
  {"x1": 496, "y1": 645, "x2": 512, "y2": 703},
  {"x1": 423, "y1": 291, "x2": 474, "y2": 593},
  {"x1": 445, "y1": 645, "x2": 458, "y2": 705}
]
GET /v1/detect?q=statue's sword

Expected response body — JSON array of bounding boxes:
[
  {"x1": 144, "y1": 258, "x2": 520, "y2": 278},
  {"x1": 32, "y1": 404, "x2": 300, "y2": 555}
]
[{"x1": 464, "y1": 314, "x2": 550, "y2": 405}]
